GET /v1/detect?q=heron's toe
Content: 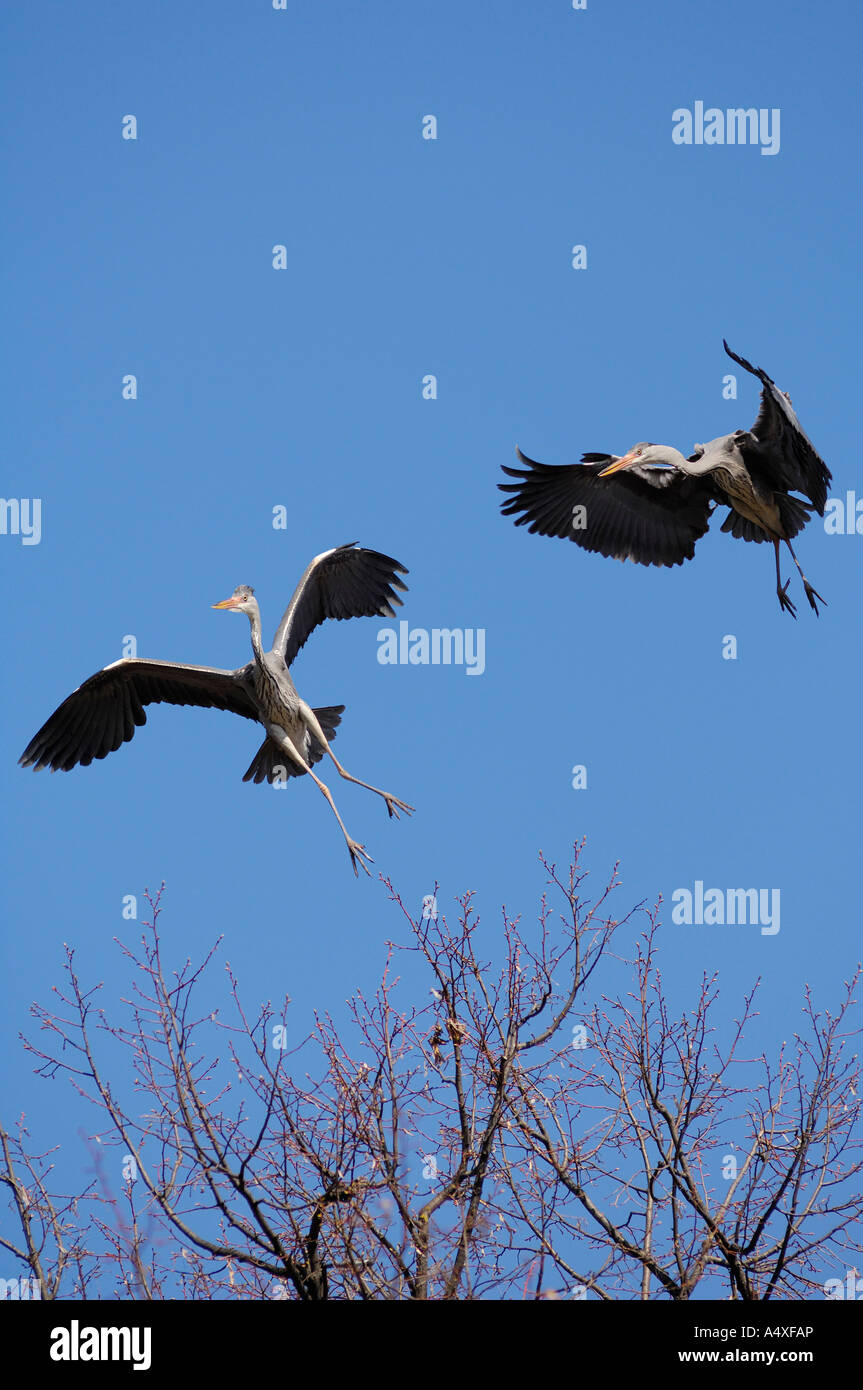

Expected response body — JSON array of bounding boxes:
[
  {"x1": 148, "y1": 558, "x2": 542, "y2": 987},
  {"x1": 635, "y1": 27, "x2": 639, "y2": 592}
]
[
  {"x1": 804, "y1": 583, "x2": 826, "y2": 616},
  {"x1": 347, "y1": 838, "x2": 374, "y2": 876},
  {"x1": 777, "y1": 581, "x2": 797, "y2": 619}
]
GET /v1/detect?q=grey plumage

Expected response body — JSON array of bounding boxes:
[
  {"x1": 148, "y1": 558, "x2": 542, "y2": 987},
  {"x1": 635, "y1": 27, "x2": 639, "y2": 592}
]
[
  {"x1": 499, "y1": 342, "x2": 831, "y2": 617},
  {"x1": 20, "y1": 544, "x2": 413, "y2": 874}
]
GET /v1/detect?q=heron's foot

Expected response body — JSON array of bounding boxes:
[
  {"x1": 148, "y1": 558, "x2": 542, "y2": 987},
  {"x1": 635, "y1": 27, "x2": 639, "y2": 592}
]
[
  {"x1": 803, "y1": 581, "x2": 826, "y2": 616},
  {"x1": 776, "y1": 580, "x2": 797, "y2": 619},
  {"x1": 347, "y1": 838, "x2": 374, "y2": 877},
  {"x1": 383, "y1": 794, "x2": 415, "y2": 820}
]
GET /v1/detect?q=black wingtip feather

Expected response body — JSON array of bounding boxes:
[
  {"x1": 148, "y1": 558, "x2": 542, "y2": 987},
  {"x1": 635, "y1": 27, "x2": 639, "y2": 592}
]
[{"x1": 723, "y1": 340, "x2": 773, "y2": 385}]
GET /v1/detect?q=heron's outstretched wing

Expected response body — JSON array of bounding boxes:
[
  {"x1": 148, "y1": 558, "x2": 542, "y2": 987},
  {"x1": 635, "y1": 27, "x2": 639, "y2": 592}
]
[
  {"x1": 499, "y1": 448, "x2": 714, "y2": 568},
  {"x1": 723, "y1": 341, "x2": 831, "y2": 512},
  {"x1": 273, "y1": 543, "x2": 409, "y2": 667},
  {"x1": 20, "y1": 658, "x2": 259, "y2": 772}
]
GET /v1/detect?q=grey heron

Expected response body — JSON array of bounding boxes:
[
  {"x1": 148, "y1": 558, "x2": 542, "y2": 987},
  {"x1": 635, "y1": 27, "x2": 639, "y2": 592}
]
[
  {"x1": 19, "y1": 544, "x2": 413, "y2": 876},
  {"x1": 499, "y1": 342, "x2": 831, "y2": 617}
]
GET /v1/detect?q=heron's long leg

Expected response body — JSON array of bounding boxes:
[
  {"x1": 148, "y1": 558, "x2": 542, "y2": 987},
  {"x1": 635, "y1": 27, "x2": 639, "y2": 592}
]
[
  {"x1": 773, "y1": 540, "x2": 797, "y2": 619},
  {"x1": 266, "y1": 725, "x2": 373, "y2": 877},
  {"x1": 299, "y1": 703, "x2": 415, "y2": 820},
  {"x1": 783, "y1": 537, "x2": 826, "y2": 615}
]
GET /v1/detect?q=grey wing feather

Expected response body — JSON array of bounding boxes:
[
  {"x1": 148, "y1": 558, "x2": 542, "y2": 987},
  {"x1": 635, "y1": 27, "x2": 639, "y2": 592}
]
[
  {"x1": 499, "y1": 448, "x2": 714, "y2": 568},
  {"x1": 723, "y1": 341, "x2": 831, "y2": 512},
  {"x1": 273, "y1": 543, "x2": 409, "y2": 667},
  {"x1": 20, "y1": 658, "x2": 260, "y2": 772}
]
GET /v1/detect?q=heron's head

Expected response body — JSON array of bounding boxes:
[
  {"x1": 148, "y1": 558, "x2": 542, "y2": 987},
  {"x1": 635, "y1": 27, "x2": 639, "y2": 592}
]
[
  {"x1": 212, "y1": 585, "x2": 257, "y2": 616},
  {"x1": 599, "y1": 443, "x2": 660, "y2": 475}
]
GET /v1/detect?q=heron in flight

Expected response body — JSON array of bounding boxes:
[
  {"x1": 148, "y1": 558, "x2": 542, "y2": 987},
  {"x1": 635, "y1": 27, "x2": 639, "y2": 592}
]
[
  {"x1": 499, "y1": 342, "x2": 831, "y2": 617},
  {"x1": 20, "y1": 544, "x2": 413, "y2": 875}
]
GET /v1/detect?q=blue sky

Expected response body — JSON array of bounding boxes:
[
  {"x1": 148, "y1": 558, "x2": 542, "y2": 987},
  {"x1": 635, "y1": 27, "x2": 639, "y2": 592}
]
[{"x1": 2, "y1": 0, "x2": 860, "y2": 1281}]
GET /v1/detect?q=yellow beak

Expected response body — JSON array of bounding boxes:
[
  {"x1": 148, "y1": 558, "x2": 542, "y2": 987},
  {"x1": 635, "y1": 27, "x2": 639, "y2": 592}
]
[{"x1": 599, "y1": 450, "x2": 639, "y2": 477}]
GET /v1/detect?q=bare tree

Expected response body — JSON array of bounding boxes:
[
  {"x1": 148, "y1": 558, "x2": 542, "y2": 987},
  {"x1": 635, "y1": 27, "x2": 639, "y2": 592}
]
[{"x1": 2, "y1": 844, "x2": 860, "y2": 1300}]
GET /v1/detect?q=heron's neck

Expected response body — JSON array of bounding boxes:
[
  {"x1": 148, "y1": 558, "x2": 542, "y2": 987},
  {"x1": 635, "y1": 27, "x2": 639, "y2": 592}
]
[
  {"x1": 247, "y1": 607, "x2": 265, "y2": 661},
  {"x1": 661, "y1": 446, "x2": 692, "y2": 469}
]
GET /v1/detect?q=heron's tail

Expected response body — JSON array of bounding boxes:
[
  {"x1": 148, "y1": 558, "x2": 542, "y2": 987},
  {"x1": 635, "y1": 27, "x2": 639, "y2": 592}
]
[
  {"x1": 242, "y1": 705, "x2": 345, "y2": 785},
  {"x1": 720, "y1": 494, "x2": 813, "y2": 543}
]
